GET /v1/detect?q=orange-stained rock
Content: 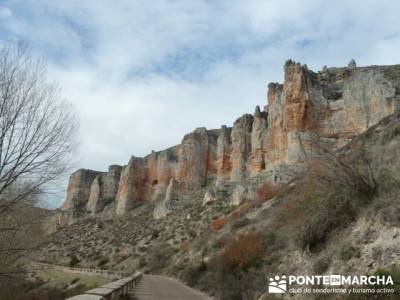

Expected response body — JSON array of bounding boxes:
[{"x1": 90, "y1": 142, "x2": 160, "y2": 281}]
[
  {"x1": 60, "y1": 61, "x2": 400, "y2": 217},
  {"x1": 176, "y1": 127, "x2": 209, "y2": 191},
  {"x1": 115, "y1": 157, "x2": 147, "y2": 215},
  {"x1": 265, "y1": 60, "x2": 398, "y2": 169},
  {"x1": 215, "y1": 125, "x2": 232, "y2": 187},
  {"x1": 146, "y1": 146, "x2": 180, "y2": 201}
]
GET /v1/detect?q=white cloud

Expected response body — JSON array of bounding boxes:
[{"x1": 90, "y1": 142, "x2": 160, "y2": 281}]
[{"x1": 1, "y1": 0, "x2": 400, "y2": 206}]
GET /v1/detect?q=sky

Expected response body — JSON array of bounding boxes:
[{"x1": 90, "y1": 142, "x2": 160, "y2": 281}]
[{"x1": 0, "y1": 0, "x2": 399, "y2": 206}]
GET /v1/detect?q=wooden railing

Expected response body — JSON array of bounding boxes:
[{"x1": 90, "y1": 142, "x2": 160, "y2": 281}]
[{"x1": 66, "y1": 271, "x2": 143, "y2": 300}]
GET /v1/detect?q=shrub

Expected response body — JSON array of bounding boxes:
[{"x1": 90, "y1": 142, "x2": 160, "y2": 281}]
[
  {"x1": 182, "y1": 261, "x2": 207, "y2": 286},
  {"x1": 263, "y1": 232, "x2": 276, "y2": 247},
  {"x1": 69, "y1": 255, "x2": 80, "y2": 267},
  {"x1": 231, "y1": 210, "x2": 241, "y2": 220},
  {"x1": 180, "y1": 240, "x2": 190, "y2": 252},
  {"x1": 197, "y1": 256, "x2": 265, "y2": 300},
  {"x1": 138, "y1": 256, "x2": 147, "y2": 268},
  {"x1": 379, "y1": 201, "x2": 400, "y2": 225},
  {"x1": 151, "y1": 230, "x2": 160, "y2": 239},
  {"x1": 340, "y1": 245, "x2": 361, "y2": 261},
  {"x1": 231, "y1": 216, "x2": 250, "y2": 229},
  {"x1": 197, "y1": 266, "x2": 242, "y2": 300},
  {"x1": 70, "y1": 277, "x2": 80, "y2": 285},
  {"x1": 377, "y1": 168, "x2": 400, "y2": 194},
  {"x1": 213, "y1": 233, "x2": 232, "y2": 249},
  {"x1": 97, "y1": 257, "x2": 109, "y2": 267},
  {"x1": 347, "y1": 266, "x2": 400, "y2": 299},
  {"x1": 297, "y1": 193, "x2": 357, "y2": 251},
  {"x1": 16, "y1": 288, "x2": 64, "y2": 300},
  {"x1": 371, "y1": 267, "x2": 400, "y2": 298},
  {"x1": 210, "y1": 217, "x2": 227, "y2": 231},
  {"x1": 307, "y1": 145, "x2": 378, "y2": 203},
  {"x1": 276, "y1": 176, "x2": 364, "y2": 252},
  {"x1": 220, "y1": 232, "x2": 264, "y2": 270},
  {"x1": 148, "y1": 242, "x2": 173, "y2": 271},
  {"x1": 254, "y1": 182, "x2": 280, "y2": 205},
  {"x1": 313, "y1": 256, "x2": 331, "y2": 274},
  {"x1": 238, "y1": 202, "x2": 250, "y2": 214}
]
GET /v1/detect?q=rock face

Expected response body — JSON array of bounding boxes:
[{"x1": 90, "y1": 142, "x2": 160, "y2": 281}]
[
  {"x1": 176, "y1": 128, "x2": 210, "y2": 191},
  {"x1": 230, "y1": 114, "x2": 253, "y2": 182},
  {"x1": 250, "y1": 106, "x2": 268, "y2": 176},
  {"x1": 60, "y1": 61, "x2": 400, "y2": 218},
  {"x1": 153, "y1": 178, "x2": 179, "y2": 219},
  {"x1": 266, "y1": 60, "x2": 399, "y2": 168},
  {"x1": 86, "y1": 165, "x2": 122, "y2": 214},
  {"x1": 215, "y1": 125, "x2": 232, "y2": 187},
  {"x1": 62, "y1": 169, "x2": 101, "y2": 212},
  {"x1": 203, "y1": 190, "x2": 217, "y2": 206}
]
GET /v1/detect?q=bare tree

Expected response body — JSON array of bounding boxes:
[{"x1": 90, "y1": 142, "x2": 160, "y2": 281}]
[
  {"x1": 0, "y1": 42, "x2": 78, "y2": 285},
  {"x1": 306, "y1": 140, "x2": 378, "y2": 202}
]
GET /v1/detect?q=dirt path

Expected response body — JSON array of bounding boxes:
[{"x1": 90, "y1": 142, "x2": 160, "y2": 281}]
[{"x1": 130, "y1": 274, "x2": 212, "y2": 300}]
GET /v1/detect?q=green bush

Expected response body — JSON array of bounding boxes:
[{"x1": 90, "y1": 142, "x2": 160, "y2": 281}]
[
  {"x1": 298, "y1": 193, "x2": 357, "y2": 251},
  {"x1": 196, "y1": 258, "x2": 265, "y2": 300},
  {"x1": 377, "y1": 168, "x2": 400, "y2": 194},
  {"x1": 197, "y1": 268, "x2": 242, "y2": 300},
  {"x1": 347, "y1": 266, "x2": 400, "y2": 299},
  {"x1": 151, "y1": 230, "x2": 160, "y2": 239},
  {"x1": 313, "y1": 256, "x2": 331, "y2": 274},
  {"x1": 231, "y1": 217, "x2": 250, "y2": 229},
  {"x1": 371, "y1": 267, "x2": 400, "y2": 299},
  {"x1": 148, "y1": 242, "x2": 174, "y2": 271},
  {"x1": 97, "y1": 257, "x2": 109, "y2": 267},
  {"x1": 340, "y1": 245, "x2": 361, "y2": 261},
  {"x1": 69, "y1": 255, "x2": 80, "y2": 267},
  {"x1": 182, "y1": 261, "x2": 207, "y2": 286},
  {"x1": 70, "y1": 277, "x2": 80, "y2": 285},
  {"x1": 263, "y1": 232, "x2": 276, "y2": 247}
]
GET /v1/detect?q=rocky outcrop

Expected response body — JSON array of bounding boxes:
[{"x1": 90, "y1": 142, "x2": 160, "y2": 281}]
[
  {"x1": 215, "y1": 125, "x2": 232, "y2": 187},
  {"x1": 60, "y1": 61, "x2": 400, "y2": 218},
  {"x1": 203, "y1": 190, "x2": 217, "y2": 206},
  {"x1": 176, "y1": 128, "x2": 209, "y2": 191},
  {"x1": 230, "y1": 114, "x2": 253, "y2": 182},
  {"x1": 62, "y1": 169, "x2": 101, "y2": 212},
  {"x1": 230, "y1": 184, "x2": 255, "y2": 206},
  {"x1": 86, "y1": 165, "x2": 122, "y2": 214},
  {"x1": 266, "y1": 60, "x2": 399, "y2": 168},
  {"x1": 153, "y1": 178, "x2": 179, "y2": 219},
  {"x1": 250, "y1": 106, "x2": 268, "y2": 176},
  {"x1": 116, "y1": 157, "x2": 146, "y2": 215}
]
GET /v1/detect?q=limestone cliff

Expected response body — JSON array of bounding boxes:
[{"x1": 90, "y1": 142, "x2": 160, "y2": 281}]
[{"x1": 60, "y1": 60, "x2": 400, "y2": 217}]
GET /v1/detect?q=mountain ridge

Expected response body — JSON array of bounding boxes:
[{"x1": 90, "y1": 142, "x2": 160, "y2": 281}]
[{"x1": 55, "y1": 59, "x2": 400, "y2": 228}]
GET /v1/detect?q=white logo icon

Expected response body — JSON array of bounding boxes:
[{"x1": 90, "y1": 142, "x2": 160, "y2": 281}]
[
  {"x1": 269, "y1": 275, "x2": 287, "y2": 293},
  {"x1": 329, "y1": 275, "x2": 341, "y2": 286}
]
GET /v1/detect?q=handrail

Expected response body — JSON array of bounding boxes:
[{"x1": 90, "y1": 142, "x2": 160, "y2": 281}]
[{"x1": 66, "y1": 272, "x2": 143, "y2": 300}]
